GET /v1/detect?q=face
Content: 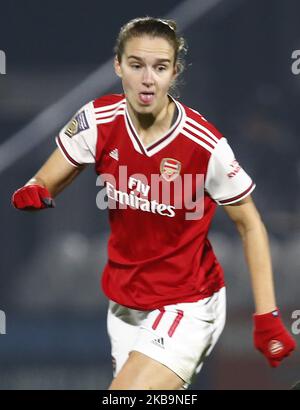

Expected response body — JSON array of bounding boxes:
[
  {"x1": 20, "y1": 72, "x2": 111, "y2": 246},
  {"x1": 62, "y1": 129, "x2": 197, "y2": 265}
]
[{"x1": 114, "y1": 35, "x2": 178, "y2": 115}]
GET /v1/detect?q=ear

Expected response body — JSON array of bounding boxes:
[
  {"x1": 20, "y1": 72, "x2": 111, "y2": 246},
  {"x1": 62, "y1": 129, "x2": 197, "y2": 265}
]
[
  {"x1": 170, "y1": 64, "x2": 179, "y2": 89},
  {"x1": 114, "y1": 56, "x2": 122, "y2": 78},
  {"x1": 172, "y1": 63, "x2": 179, "y2": 81}
]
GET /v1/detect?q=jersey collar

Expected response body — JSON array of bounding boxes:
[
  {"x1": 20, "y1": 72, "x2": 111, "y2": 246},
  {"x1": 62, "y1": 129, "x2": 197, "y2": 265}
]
[{"x1": 124, "y1": 95, "x2": 185, "y2": 157}]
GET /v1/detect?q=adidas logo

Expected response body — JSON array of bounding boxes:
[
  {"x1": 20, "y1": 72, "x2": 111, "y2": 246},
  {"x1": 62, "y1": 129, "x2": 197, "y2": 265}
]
[
  {"x1": 109, "y1": 148, "x2": 119, "y2": 161},
  {"x1": 152, "y1": 337, "x2": 165, "y2": 349}
]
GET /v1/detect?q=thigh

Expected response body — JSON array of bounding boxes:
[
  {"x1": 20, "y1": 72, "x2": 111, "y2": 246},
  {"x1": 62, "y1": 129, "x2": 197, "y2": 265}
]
[{"x1": 108, "y1": 351, "x2": 184, "y2": 390}]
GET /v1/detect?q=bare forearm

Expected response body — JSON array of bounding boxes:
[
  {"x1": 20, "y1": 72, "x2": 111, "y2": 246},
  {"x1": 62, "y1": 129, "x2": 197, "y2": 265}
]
[
  {"x1": 26, "y1": 171, "x2": 80, "y2": 197},
  {"x1": 24, "y1": 149, "x2": 84, "y2": 197},
  {"x1": 239, "y1": 220, "x2": 276, "y2": 314}
]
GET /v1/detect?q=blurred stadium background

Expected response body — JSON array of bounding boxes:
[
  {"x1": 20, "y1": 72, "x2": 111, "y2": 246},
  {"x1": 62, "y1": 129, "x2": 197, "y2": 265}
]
[{"x1": 0, "y1": 0, "x2": 299, "y2": 389}]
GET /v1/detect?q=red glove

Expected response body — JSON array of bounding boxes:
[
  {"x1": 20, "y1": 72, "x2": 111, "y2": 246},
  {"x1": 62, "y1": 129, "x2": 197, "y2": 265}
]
[
  {"x1": 12, "y1": 184, "x2": 55, "y2": 210},
  {"x1": 253, "y1": 309, "x2": 296, "y2": 367}
]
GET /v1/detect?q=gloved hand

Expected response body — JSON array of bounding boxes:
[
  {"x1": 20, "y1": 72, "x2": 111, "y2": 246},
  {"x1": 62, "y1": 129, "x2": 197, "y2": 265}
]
[
  {"x1": 253, "y1": 309, "x2": 296, "y2": 367},
  {"x1": 12, "y1": 184, "x2": 55, "y2": 210}
]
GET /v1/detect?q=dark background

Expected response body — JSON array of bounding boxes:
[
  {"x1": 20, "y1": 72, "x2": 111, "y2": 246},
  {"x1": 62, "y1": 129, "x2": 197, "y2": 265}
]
[{"x1": 0, "y1": 0, "x2": 299, "y2": 389}]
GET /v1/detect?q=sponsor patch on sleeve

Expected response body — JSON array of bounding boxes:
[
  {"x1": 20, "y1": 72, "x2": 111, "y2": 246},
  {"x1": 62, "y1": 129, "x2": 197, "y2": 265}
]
[
  {"x1": 227, "y1": 159, "x2": 241, "y2": 178},
  {"x1": 64, "y1": 110, "x2": 89, "y2": 138}
]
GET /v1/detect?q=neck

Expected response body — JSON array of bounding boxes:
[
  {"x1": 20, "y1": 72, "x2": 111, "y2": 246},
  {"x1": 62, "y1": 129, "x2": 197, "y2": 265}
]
[{"x1": 127, "y1": 95, "x2": 173, "y2": 133}]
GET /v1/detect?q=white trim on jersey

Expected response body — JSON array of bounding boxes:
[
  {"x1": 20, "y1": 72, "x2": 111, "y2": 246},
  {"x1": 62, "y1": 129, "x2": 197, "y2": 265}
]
[
  {"x1": 181, "y1": 128, "x2": 215, "y2": 154},
  {"x1": 145, "y1": 99, "x2": 186, "y2": 157},
  {"x1": 185, "y1": 117, "x2": 220, "y2": 144},
  {"x1": 94, "y1": 98, "x2": 126, "y2": 113},
  {"x1": 95, "y1": 110, "x2": 125, "y2": 125},
  {"x1": 56, "y1": 100, "x2": 98, "y2": 167},
  {"x1": 55, "y1": 135, "x2": 82, "y2": 167},
  {"x1": 95, "y1": 105, "x2": 125, "y2": 119},
  {"x1": 182, "y1": 123, "x2": 218, "y2": 150},
  {"x1": 95, "y1": 101, "x2": 126, "y2": 120},
  {"x1": 215, "y1": 182, "x2": 256, "y2": 205},
  {"x1": 180, "y1": 114, "x2": 221, "y2": 154},
  {"x1": 124, "y1": 113, "x2": 144, "y2": 155},
  {"x1": 94, "y1": 99, "x2": 126, "y2": 125},
  {"x1": 205, "y1": 137, "x2": 255, "y2": 205},
  {"x1": 124, "y1": 97, "x2": 186, "y2": 157}
]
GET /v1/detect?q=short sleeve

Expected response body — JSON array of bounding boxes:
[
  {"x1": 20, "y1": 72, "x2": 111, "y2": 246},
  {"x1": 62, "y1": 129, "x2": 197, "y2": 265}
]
[
  {"x1": 205, "y1": 137, "x2": 256, "y2": 205},
  {"x1": 55, "y1": 101, "x2": 97, "y2": 167}
]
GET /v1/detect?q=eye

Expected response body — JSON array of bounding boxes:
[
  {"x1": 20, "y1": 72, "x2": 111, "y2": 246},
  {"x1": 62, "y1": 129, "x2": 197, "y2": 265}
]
[
  {"x1": 156, "y1": 65, "x2": 167, "y2": 72},
  {"x1": 130, "y1": 64, "x2": 141, "y2": 70}
]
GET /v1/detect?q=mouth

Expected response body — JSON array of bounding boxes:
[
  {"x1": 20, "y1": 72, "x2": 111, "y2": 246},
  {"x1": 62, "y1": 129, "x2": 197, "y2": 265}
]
[{"x1": 138, "y1": 92, "x2": 155, "y2": 105}]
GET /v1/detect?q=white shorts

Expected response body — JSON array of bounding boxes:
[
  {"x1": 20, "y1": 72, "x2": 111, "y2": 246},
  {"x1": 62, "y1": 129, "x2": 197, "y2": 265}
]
[{"x1": 107, "y1": 287, "x2": 226, "y2": 386}]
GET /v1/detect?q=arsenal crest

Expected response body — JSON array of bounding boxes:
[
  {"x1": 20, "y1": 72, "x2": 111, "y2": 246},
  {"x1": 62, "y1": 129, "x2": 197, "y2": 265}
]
[{"x1": 160, "y1": 158, "x2": 181, "y2": 181}]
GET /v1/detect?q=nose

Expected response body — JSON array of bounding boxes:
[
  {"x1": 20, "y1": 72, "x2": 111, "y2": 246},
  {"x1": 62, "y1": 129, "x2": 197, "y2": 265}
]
[{"x1": 142, "y1": 67, "x2": 154, "y2": 86}]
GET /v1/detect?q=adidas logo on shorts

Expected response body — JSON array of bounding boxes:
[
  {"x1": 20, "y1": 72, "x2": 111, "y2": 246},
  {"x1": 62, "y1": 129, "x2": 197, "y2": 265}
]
[{"x1": 152, "y1": 337, "x2": 165, "y2": 349}]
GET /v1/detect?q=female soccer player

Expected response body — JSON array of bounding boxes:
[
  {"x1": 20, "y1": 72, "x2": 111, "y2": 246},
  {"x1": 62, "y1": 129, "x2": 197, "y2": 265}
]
[{"x1": 12, "y1": 17, "x2": 296, "y2": 390}]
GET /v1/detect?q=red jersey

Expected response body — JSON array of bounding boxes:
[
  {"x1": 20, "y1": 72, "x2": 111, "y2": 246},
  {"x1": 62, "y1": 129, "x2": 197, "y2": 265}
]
[{"x1": 56, "y1": 94, "x2": 255, "y2": 310}]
